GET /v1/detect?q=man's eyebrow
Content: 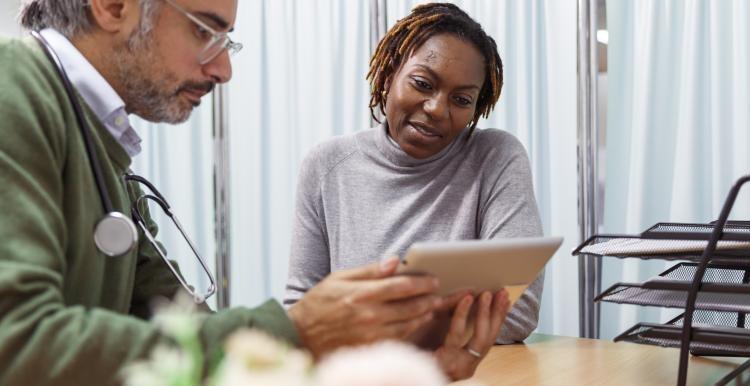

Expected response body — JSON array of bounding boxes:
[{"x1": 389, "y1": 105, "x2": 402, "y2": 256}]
[{"x1": 196, "y1": 11, "x2": 234, "y2": 32}]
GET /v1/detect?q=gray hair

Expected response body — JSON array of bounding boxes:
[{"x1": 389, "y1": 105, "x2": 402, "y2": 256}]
[{"x1": 18, "y1": 0, "x2": 162, "y2": 38}]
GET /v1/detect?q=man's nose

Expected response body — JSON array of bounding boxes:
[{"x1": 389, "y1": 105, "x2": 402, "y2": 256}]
[{"x1": 203, "y1": 50, "x2": 233, "y2": 84}]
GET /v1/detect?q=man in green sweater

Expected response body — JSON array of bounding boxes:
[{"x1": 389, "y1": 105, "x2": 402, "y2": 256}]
[{"x1": 0, "y1": 0, "x2": 445, "y2": 385}]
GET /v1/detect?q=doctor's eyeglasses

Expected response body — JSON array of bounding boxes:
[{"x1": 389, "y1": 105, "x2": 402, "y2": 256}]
[
  {"x1": 124, "y1": 174, "x2": 217, "y2": 304},
  {"x1": 162, "y1": 0, "x2": 243, "y2": 65}
]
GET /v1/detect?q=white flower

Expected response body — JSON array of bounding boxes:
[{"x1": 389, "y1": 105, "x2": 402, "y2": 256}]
[
  {"x1": 152, "y1": 293, "x2": 202, "y2": 343},
  {"x1": 315, "y1": 341, "x2": 448, "y2": 386},
  {"x1": 123, "y1": 346, "x2": 196, "y2": 386},
  {"x1": 216, "y1": 358, "x2": 313, "y2": 386},
  {"x1": 212, "y1": 329, "x2": 313, "y2": 386}
]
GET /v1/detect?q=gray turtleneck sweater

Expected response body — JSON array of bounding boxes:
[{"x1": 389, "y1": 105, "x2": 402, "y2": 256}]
[{"x1": 284, "y1": 124, "x2": 544, "y2": 343}]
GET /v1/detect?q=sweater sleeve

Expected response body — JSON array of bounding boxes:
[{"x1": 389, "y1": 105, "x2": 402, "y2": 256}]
[
  {"x1": 283, "y1": 145, "x2": 331, "y2": 307},
  {"x1": 0, "y1": 43, "x2": 298, "y2": 386},
  {"x1": 477, "y1": 133, "x2": 545, "y2": 344}
]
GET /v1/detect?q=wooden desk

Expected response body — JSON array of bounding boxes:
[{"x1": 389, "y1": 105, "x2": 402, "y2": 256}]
[{"x1": 455, "y1": 334, "x2": 749, "y2": 386}]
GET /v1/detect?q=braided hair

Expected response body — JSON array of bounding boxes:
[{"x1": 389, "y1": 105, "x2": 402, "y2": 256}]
[{"x1": 367, "y1": 3, "x2": 503, "y2": 131}]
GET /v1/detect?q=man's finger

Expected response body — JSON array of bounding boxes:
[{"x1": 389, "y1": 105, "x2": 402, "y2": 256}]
[
  {"x1": 437, "y1": 289, "x2": 473, "y2": 312},
  {"x1": 369, "y1": 294, "x2": 442, "y2": 324},
  {"x1": 383, "y1": 312, "x2": 435, "y2": 341},
  {"x1": 334, "y1": 256, "x2": 400, "y2": 280},
  {"x1": 355, "y1": 274, "x2": 440, "y2": 303}
]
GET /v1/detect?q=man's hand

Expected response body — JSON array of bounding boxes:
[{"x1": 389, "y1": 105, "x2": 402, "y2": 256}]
[{"x1": 287, "y1": 257, "x2": 442, "y2": 358}]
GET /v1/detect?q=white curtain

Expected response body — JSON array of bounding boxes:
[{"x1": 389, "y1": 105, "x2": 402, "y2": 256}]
[
  {"x1": 0, "y1": 0, "x2": 22, "y2": 37},
  {"x1": 602, "y1": 0, "x2": 750, "y2": 338},
  {"x1": 132, "y1": 0, "x2": 580, "y2": 337},
  {"x1": 225, "y1": 0, "x2": 372, "y2": 307}
]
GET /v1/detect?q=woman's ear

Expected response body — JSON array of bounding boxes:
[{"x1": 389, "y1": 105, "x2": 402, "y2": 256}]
[
  {"x1": 88, "y1": 0, "x2": 141, "y2": 34},
  {"x1": 381, "y1": 76, "x2": 393, "y2": 106}
]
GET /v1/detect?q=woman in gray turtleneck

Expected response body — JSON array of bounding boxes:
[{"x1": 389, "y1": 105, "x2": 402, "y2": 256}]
[{"x1": 285, "y1": 3, "x2": 544, "y2": 381}]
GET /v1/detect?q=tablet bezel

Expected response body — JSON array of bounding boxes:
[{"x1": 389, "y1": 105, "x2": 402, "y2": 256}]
[{"x1": 396, "y1": 236, "x2": 563, "y2": 303}]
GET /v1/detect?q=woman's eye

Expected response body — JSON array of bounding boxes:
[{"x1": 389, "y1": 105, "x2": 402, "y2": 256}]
[
  {"x1": 413, "y1": 79, "x2": 432, "y2": 90},
  {"x1": 454, "y1": 96, "x2": 472, "y2": 106}
]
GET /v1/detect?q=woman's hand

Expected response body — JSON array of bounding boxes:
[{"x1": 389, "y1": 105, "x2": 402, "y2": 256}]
[{"x1": 434, "y1": 289, "x2": 510, "y2": 381}]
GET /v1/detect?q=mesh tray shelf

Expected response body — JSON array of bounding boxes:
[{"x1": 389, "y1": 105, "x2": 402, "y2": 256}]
[
  {"x1": 661, "y1": 262, "x2": 750, "y2": 283},
  {"x1": 642, "y1": 222, "x2": 750, "y2": 241},
  {"x1": 572, "y1": 235, "x2": 750, "y2": 263},
  {"x1": 596, "y1": 263, "x2": 750, "y2": 312},
  {"x1": 596, "y1": 283, "x2": 750, "y2": 313},
  {"x1": 669, "y1": 310, "x2": 750, "y2": 330},
  {"x1": 615, "y1": 321, "x2": 750, "y2": 357}
]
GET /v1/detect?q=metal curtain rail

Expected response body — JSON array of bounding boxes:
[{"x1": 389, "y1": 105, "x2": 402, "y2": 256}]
[
  {"x1": 213, "y1": 84, "x2": 231, "y2": 309},
  {"x1": 577, "y1": 0, "x2": 602, "y2": 338},
  {"x1": 369, "y1": 0, "x2": 388, "y2": 126}
]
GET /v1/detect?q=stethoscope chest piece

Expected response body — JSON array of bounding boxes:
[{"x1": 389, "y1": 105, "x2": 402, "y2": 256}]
[{"x1": 94, "y1": 212, "x2": 139, "y2": 257}]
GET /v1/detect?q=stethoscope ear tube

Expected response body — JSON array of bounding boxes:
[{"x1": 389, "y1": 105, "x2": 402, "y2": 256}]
[
  {"x1": 32, "y1": 30, "x2": 137, "y2": 256},
  {"x1": 31, "y1": 31, "x2": 115, "y2": 215}
]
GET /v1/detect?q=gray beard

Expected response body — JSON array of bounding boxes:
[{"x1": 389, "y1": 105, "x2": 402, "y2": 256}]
[{"x1": 110, "y1": 30, "x2": 193, "y2": 124}]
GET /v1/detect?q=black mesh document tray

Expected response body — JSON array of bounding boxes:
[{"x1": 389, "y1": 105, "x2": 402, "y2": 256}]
[
  {"x1": 596, "y1": 282, "x2": 750, "y2": 313},
  {"x1": 573, "y1": 175, "x2": 750, "y2": 386},
  {"x1": 641, "y1": 222, "x2": 750, "y2": 241},
  {"x1": 615, "y1": 322, "x2": 750, "y2": 357},
  {"x1": 615, "y1": 311, "x2": 750, "y2": 358},
  {"x1": 596, "y1": 263, "x2": 750, "y2": 312},
  {"x1": 572, "y1": 235, "x2": 750, "y2": 263}
]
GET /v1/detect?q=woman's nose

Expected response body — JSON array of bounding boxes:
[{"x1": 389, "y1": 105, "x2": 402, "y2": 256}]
[{"x1": 423, "y1": 94, "x2": 449, "y2": 121}]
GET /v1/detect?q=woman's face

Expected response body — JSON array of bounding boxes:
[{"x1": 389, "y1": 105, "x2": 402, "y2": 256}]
[{"x1": 385, "y1": 33, "x2": 486, "y2": 159}]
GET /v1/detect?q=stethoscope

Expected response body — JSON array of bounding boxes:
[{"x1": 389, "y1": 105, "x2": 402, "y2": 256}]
[{"x1": 31, "y1": 31, "x2": 216, "y2": 303}]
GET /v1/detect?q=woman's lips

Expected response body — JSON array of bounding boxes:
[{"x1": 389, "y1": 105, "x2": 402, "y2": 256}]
[{"x1": 409, "y1": 122, "x2": 443, "y2": 139}]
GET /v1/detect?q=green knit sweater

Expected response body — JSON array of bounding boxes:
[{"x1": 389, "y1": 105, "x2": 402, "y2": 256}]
[{"x1": 0, "y1": 36, "x2": 299, "y2": 386}]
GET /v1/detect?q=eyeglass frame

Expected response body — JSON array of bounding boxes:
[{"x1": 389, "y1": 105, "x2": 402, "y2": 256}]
[
  {"x1": 162, "y1": 0, "x2": 243, "y2": 65},
  {"x1": 124, "y1": 173, "x2": 217, "y2": 304}
]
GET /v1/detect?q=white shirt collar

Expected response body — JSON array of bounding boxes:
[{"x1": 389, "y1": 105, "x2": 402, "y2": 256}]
[{"x1": 39, "y1": 28, "x2": 142, "y2": 157}]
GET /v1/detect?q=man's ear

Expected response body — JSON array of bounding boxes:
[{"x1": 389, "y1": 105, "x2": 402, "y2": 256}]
[{"x1": 88, "y1": 0, "x2": 141, "y2": 34}]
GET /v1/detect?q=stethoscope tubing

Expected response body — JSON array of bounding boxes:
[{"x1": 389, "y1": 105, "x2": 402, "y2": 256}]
[{"x1": 31, "y1": 30, "x2": 116, "y2": 215}]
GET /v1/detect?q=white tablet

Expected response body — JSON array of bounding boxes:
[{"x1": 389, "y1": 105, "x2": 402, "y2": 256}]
[{"x1": 396, "y1": 236, "x2": 563, "y2": 305}]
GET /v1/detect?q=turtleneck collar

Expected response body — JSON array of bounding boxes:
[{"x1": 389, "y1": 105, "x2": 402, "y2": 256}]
[{"x1": 372, "y1": 122, "x2": 470, "y2": 168}]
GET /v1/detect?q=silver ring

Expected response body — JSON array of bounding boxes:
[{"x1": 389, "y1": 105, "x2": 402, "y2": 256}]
[{"x1": 466, "y1": 347, "x2": 482, "y2": 358}]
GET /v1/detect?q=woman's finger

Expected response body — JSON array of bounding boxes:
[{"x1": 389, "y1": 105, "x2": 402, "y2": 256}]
[
  {"x1": 467, "y1": 291, "x2": 492, "y2": 353},
  {"x1": 489, "y1": 289, "x2": 510, "y2": 338},
  {"x1": 444, "y1": 294, "x2": 474, "y2": 348}
]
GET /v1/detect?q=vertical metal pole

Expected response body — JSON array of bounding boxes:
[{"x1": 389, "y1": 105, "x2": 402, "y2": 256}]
[
  {"x1": 369, "y1": 0, "x2": 387, "y2": 52},
  {"x1": 577, "y1": 0, "x2": 601, "y2": 338},
  {"x1": 213, "y1": 84, "x2": 231, "y2": 309},
  {"x1": 369, "y1": 0, "x2": 388, "y2": 126}
]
